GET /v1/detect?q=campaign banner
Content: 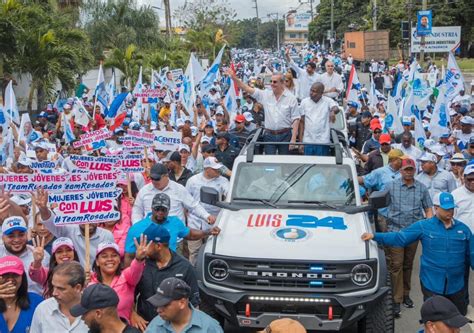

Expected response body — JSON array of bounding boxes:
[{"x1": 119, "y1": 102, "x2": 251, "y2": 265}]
[
  {"x1": 411, "y1": 26, "x2": 461, "y2": 53},
  {"x1": 30, "y1": 160, "x2": 57, "y2": 171},
  {"x1": 69, "y1": 155, "x2": 118, "y2": 173},
  {"x1": 0, "y1": 172, "x2": 118, "y2": 193},
  {"x1": 50, "y1": 189, "x2": 122, "y2": 225},
  {"x1": 134, "y1": 88, "x2": 162, "y2": 98},
  {"x1": 116, "y1": 154, "x2": 144, "y2": 173},
  {"x1": 126, "y1": 129, "x2": 155, "y2": 147},
  {"x1": 73, "y1": 128, "x2": 112, "y2": 149},
  {"x1": 416, "y1": 10, "x2": 432, "y2": 36},
  {"x1": 153, "y1": 131, "x2": 182, "y2": 151},
  {"x1": 285, "y1": 11, "x2": 311, "y2": 32}
]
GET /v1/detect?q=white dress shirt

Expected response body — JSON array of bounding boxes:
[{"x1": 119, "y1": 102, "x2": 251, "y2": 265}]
[
  {"x1": 0, "y1": 245, "x2": 50, "y2": 294},
  {"x1": 318, "y1": 72, "x2": 344, "y2": 99},
  {"x1": 288, "y1": 60, "x2": 320, "y2": 100},
  {"x1": 132, "y1": 180, "x2": 211, "y2": 223},
  {"x1": 186, "y1": 173, "x2": 229, "y2": 231},
  {"x1": 252, "y1": 88, "x2": 300, "y2": 131},
  {"x1": 300, "y1": 96, "x2": 338, "y2": 144},
  {"x1": 452, "y1": 185, "x2": 474, "y2": 230},
  {"x1": 30, "y1": 297, "x2": 89, "y2": 333}
]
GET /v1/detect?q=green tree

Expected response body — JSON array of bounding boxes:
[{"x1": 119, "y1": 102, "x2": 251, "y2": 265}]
[
  {"x1": 257, "y1": 20, "x2": 284, "y2": 50},
  {"x1": 174, "y1": 0, "x2": 236, "y2": 31},
  {"x1": 104, "y1": 44, "x2": 144, "y2": 89}
]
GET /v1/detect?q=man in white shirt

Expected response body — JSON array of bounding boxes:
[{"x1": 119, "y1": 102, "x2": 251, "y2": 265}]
[
  {"x1": 227, "y1": 69, "x2": 300, "y2": 155},
  {"x1": 30, "y1": 262, "x2": 89, "y2": 333},
  {"x1": 185, "y1": 157, "x2": 229, "y2": 265},
  {"x1": 393, "y1": 132, "x2": 423, "y2": 161},
  {"x1": 452, "y1": 164, "x2": 474, "y2": 230},
  {"x1": 285, "y1": 48, "x2": 320, "y2": 100},
  {"x1": 132, "y1": 163, "x2": 216, "y2": 224},
  {"x1": 318, "y1": 61, "x2": 344, "y2": 100},
  {"x1": 299, "y1": 82, "x2": 340, "y2": 156}
]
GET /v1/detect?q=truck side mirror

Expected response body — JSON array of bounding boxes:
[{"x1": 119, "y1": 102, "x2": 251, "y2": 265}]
[
  {"x1": 201, "y1": 186, "x2": 220, "y2": 206},
  {"x1": 369, "y1": 189, "x2": 390, "y2": 209}
]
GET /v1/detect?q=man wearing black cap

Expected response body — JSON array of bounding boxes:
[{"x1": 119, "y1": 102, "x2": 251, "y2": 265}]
[
  {"x1": 349, "y1": 111, "x2": 372, "y2": 152},
  {"x1": 71, "y1": 283, "x2": 140, "y2": 333},
  {"x1": 132, "y1": 163, "x2": 216, "y2": 225},
  {"x1": 145, "y1": 278, "x2": 223, "y2": 332},
  {"x1": 165, "y1": 151, "x2": 193, "y2": 187},
  {"x1": 215, "y1": 131, "x2": 239, "y2": 171},
  {"x1": 420, "y1": 295, "x2": 470, "y2": 333},
  {"x1": 134, "y1": 224, "x2": 201, "y2": 323}
]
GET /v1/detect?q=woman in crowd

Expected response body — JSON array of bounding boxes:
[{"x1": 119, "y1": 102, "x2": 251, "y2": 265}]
[
  {"x1": 29, "y1": 212, "x2": 55, "y2": 255},
  {"x1": 284, "y1": 71, "x2": 296, "y2": 95},
  {"x1": 29, "y1": 236, "x2": 79, "y2": 298},
  {"x1": 89, "y1": 235, "x2": 149, "y2": 322},
  {"x1": 0, "y1": 256, "x2": 43, "y2": 333},
  {"x1": 100, "y1": 205, "x2": 132, "y2": 257}
]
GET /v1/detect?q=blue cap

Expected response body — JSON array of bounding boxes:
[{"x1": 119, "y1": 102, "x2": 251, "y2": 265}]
[
  {"x1": 347, "y1": 101, "x2": 358, "y2": 108},
  {"x1": 2, "y1": 217, "x2": 27, "y2": 235},
  {"x1": 38, "y1": 111, "x2": 48, "y2": 118},
  {"x1": 433, "y1": 192, "x2": 457, "y2": 210},
  {"x1": 143, "y1": 224, "x2": 170, "y2": 244}
]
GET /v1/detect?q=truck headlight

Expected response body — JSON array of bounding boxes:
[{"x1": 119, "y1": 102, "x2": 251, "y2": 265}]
[
  {"x1": 208, "y1": 259, "x2": 229, "y2": 281},
  {"x1": 351, "y1": 264, "x2": 373, "y2": 286}
]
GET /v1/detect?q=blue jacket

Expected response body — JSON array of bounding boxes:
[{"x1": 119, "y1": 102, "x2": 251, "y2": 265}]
[{"x1": 374, "y1": 216, "x2": 474, "y2": 295}]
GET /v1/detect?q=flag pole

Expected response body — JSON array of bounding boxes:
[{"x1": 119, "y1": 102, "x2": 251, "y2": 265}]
[{"x1": 92, "y1": 61, "x2": 103, "y2": 120}]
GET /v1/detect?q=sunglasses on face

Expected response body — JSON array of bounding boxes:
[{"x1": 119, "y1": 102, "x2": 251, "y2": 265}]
[
  {"x1": 150, "y1": 175, "x2": 162, "y2": 181},
  {"x1": 373, "y1": 130, "x2": 382, "y2": 134},
  {"x1": 153, "y1": 207, "x2": 168, "y2": 212},
  {"x1": 450, "y1": 162, "x2": 465, "y2": 167}
]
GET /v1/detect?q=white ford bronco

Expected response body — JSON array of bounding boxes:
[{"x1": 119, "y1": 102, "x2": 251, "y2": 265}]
[{"x1": 197, "y1": 129, "x2": 394, "y2": 332}]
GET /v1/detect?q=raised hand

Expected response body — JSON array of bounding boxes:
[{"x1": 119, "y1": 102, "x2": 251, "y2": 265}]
[
  {"x1": 134, "y1": 234, "x2": 151, "y2": 261},
  {"x1": 31, "y1": 236, "x2": 45, "y2": 267}
]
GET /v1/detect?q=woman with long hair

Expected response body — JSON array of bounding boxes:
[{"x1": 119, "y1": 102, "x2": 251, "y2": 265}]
[
  {"x1": 284, "y1": 71, "x2": 296, "y2": 95},
  {"x1": 89, "y1": 236, "x2": 148, "y2": 322},
  {"x1": 28, "y1": 237, "x2": 79, "y2": 298},
  {"x1": 0, "y1": 256, "x2": 43, "y2": 332}
]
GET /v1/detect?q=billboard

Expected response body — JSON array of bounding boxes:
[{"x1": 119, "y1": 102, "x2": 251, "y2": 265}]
[
  {"x1": 411, "y1": 26, "x2": 461, "y2": 53},
  {"x1": 285, "y1": 11, "x2": 311, "y2": 32},
  {"x1": 416, "y1": 10, "x2": 432, "y2": 36}
]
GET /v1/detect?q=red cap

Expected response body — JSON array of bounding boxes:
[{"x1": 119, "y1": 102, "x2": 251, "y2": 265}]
[
  {"x1": 401, "y1": 158, "x2": 416, "y2": 170},
  {"x1": 379, "y1": 133, "x2": 391, "y2": 144},
  {"x1": 235, "y1": 114, "x2": 246, "y2": 123},
  {"x1": 370, "y1": 118, "x2": 382, "y2": 131}
]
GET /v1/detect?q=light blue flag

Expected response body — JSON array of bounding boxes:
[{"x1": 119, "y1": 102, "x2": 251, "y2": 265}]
[{"x1": 200, "y1": 45, "x2": 226, "y2": 96}]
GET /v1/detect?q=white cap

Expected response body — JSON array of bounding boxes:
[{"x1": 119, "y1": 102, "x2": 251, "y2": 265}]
[
  {"x1": 63, "y1": 103, "x2": 72, "y2": 110},
  {"x1": 424, "y1": 139, "x2": 436, "y2": 149},
  {"x1": 52, "y1": 237, "x2": 75, "y2": 254},
  {"x1": 460, "y1": 116, "x2": 474, "y2": 125},
  {"x1": 178, "y1": 144, "x2": 190, "y2": 153},
  {"x1": 203, "y1": 157, "x2": 223, "y2": 170},
  {"x1": 96, "y1": 241, "x2": 120, "y2": 257},
  {"x1": 201, "y1": 135, "x2": 212, "y2": 143},
  {"x1": 430, "y1": 145, "x2": 445, "y2": 157},
  {"x1": 449, "y1": 109, "x2": 457, "y2": 116},
  {"x1": 243, "y1": 112, "x2": 254, "y2": 122},
  {"x1": 17, "y1": 156, "x2": 33, "y2": 167},
  {"x1": 2, "y1": 216, "x2": 27, "y2": 235},
  {"x1": 10, "y1": 195, "x2": 32, "y2": 207},
  {"x1": 191, "y1": 126, "x2": 198, "y2": 137},
  {"x1": 150, "y1": 121, "x2": 157, "y2": 130},
  {"x1": 418, "y1": 152, "x2": 437, "y2": 163},
  {"x1": 464, "y1": 164, "x2": 474, "y2": 175},
  {"x1": 176, "y1": 119, "x2": 185, "y2": 128},
  {"x1": 34, "y1": 141, "x2": 50, "y2": 151},
  {"x1": 163, "y1": 95, "x2": 171, "y2": 103},
  {"x1": 215, "y1": 106, "x2": 224, "y2": 115}
]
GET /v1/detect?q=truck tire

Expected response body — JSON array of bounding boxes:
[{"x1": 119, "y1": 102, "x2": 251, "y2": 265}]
[
  {"x1": 199, "y1": 296, "x2": 226, "y2": 328},
  {"x1": 358, "y1": 274, "x2": 394, "y2": 333}
]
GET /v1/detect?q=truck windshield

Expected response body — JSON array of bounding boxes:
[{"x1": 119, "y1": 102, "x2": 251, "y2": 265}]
[{"x1": 232, "y1": 163, "x2": 356, "y2": 205}]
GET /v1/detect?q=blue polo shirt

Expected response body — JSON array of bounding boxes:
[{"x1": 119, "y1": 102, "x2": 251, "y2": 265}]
[
  {"x1": 0, "y1": 292, "x2": 43, "y2": 333},
  {"x1": 125, "y1": 214, "x2": 190, "y2": 253},
  {"x1": 374, "y1": 216, "x2": 474, "y2": 295},
  {"x1": 363, "y1": 165, "x2": 400, "y2": 216}
]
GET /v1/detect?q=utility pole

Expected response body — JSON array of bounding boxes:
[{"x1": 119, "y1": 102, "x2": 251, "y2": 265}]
[
  {"x1": 252, "y1": 0, "x2": 260, "y2": 47},
  {"x1": 267, "y1": 13, "x2": 280, "y2": 50},
  {"x1": 163, "y1": 0, "x2": 172, "y2": 39},
  {"x1": 372, "y1": 0, "x2": 377, "y2": 30},
  {"x1": 419, "y1": 0, "x2": 428, "y2": 67},
  {"x1": 330, "y1": 0, "x2": 334, "y2": 50}
]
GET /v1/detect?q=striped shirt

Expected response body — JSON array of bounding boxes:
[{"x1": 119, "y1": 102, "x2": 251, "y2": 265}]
[{"x1": 386, "y1": 179, "x2": 433, "y2": 232}]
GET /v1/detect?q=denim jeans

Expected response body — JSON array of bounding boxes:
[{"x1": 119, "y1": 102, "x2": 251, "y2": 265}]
[
  {"x1": 263, "y1": 131, "x2": 291, "y2": 155},
  {"x1": 304, "y1": 144, "x2": 330, "y2": 156}
]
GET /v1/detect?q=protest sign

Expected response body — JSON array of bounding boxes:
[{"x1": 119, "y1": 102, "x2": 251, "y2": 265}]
[
  {"x1": 73, "y1": 128, "x2": 112, "y2": 148},
  {"x1": 126, "y1": 129, "x2": 155, "y2": 147},
  {"x1": 30, "y1": 160, "x2": 57, "y2": 172},
  {"x1": 153, "y1": 130, "x2": 182, "y2": 151},
  {"x1": 116, "y1": 154, "x2": 144, "y2": 173},
  {"x1": 69, "y1": 155, "x2": 118, "y2": 172},
  {"x1": 133, "y1": 88, "x2": 162, "y2": 98},
  {"x1": 49, "y1": 189, "x2": 121, "y2": 225}
]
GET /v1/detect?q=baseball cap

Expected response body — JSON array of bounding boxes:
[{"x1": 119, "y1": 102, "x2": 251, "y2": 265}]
[
  {"x1": 202, "y1": 145, "x2": 217, "y2": 154},
  {"x1": 191, "y1": 126, "x2": 198, "y2": 137},
  {"x1": 152, "y1": 193, "x2": 171, "y2": 211},
  {"x1": 34, "y1": 141, "x2": 50, "y2": 151},
  {"x1": 401, "y1": 158, "x2": 416, "y2": 170},
  {"x1": 2, "y1": 216, "x2": 27, "y2": 235},
  {"x1": 378, "y1": 133, "x2": 391, "y2": 144},
  {"x1": 176, "y1": 119, "x2": 185, "y2": 128},
  {"x1": 0, "y1": 256, "x2": 24, "y2": 276},
  {"x1": 70, "y1": 284, "x2": 120, "y2": 317},
  {"x1": 460, "y1": 116, "x2": 474, "y2": 125},
  {"x1": 142, "y1": 223, "x2": 170, "y2": 244},
  {"x1": 433, "y1": 192, "x2": 457, "y2": 210},
  {"x1": 113, "y1": 127, "x2": 125, "y2": 135},
  {"x1": 464, "y1": 164, "x2": 474, "y2": 176},
  {"x1": 243, "y1": 112, "x2": 254, "y2": 122},
  {"x1": 204, "y1": 121, "x2": 214, "y2": 128},
  {"x1": 201, "y1": 135, "x2": 212, "y2": 144},
  {"x1": 10, "y1": 195, "x2": 32, "y2": 207},
  {"x1": 418, "y1": 152, "x2": 437, "y2": 163},
  {"x1": 347, "y1": 101, "x2": 358, "y2": 108},
  {"x1": 216, "y1": 132, "x2": 231, "y2": 141},
  {"x1": 450, "y1": 153, "x2": 467, "y2": 164},
  {"x1": 402, "y1": 116, "x2": 412, "y2": 126},
  {"x1": 17, "y1": 156, "x2": 33, "y2": 168},
  {"x1": 96, "y1": 241, "x2": 120, "y2": 257},
  {"x1": 459, "y1": 107, "x2": 469, "y2": 115},
  {"x1": 387, "y1": 148, "x2": 404, "y2": 160},
  {"x1": 178, "y1": 144, "x2": 190, "y2": 153},
  {"x1": 430, "y1": 145, "x2": 446, "y2": 157},
  {"x1": 234, "y1": 114, "x2": 246, "y2": 123},
  {"x1": 168, "y1": 151, "x2": 181, "y2": 163},
  {"x1": 38, "y1": 111, "x2": 48, "y2": 118},
  {"x1": 52, "y1": 237, "x2": 75, "y2": 254},
  {"x1": 257, "y1": 318, "x2": 306, "y2": 333},
  {"x1": 361, "y1": 111, "x2": 372, "y2": 119},
  {"x1": 215, "y1": 108, "x2": 224, "y2": 116},
  {"x1": 147, "y1": 277, "x2": 191, "y2": 308},
  {"x1": 203, "y1": 157, "x2": 223, "y2": 170},
  {"x1": 149, "y1": 163, "x2": 168, "y2": 180},
  {"x1": 420, "y1": 295, "x2": 470, "y2": 328},
  {"x1": 370, "y1": 118, "x2": 382, "y2": 131}
]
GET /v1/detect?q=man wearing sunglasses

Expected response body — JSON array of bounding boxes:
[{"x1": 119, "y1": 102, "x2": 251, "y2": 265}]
[{"x1": 132, "y1": 163, "x2": 216, "y2": 225}]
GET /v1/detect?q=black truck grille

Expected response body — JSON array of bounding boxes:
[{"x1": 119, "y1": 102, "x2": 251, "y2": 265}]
[{"x1": 204, "y1": 255, "x2": 377, "y2": 293}]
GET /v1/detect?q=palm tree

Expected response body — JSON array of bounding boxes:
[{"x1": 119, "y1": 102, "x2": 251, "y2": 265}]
[{"x1": 104, "y1": 44, "x2": 144, "y2": 89}]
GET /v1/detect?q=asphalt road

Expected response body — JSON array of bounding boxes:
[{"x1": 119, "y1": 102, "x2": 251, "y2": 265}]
[{"x1": 224, "y1": 245, "x2": 474, "y2": 332}]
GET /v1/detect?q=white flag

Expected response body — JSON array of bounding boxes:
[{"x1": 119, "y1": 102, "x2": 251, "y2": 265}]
[
  {"x1": 4, "y1": 80, "x2": 20, "y2": 125},
  {"x1": 430, "y1": 86, "x2": 450, "y2": 139},
  {"x1": 445, "y1": 52, "x2": 465, "y2": 101},
  {"x1": 384, "y1": 95, "x2": 404, "y2": 135}
]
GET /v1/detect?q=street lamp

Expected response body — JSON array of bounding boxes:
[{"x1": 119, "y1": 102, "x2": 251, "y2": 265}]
[{"x1": 267, "y1": 13, "x2": 280, "y2": 50}]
